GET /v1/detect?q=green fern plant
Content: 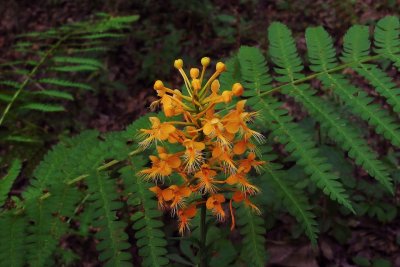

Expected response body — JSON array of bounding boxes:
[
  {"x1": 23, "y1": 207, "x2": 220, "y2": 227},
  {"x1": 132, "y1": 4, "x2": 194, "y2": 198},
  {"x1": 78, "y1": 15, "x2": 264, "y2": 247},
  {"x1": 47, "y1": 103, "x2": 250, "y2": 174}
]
[
  {"x1": 0, "y1": 13, "x2": 138, "y2": 145},
  {"x1": 0, "y1": 15, "x2": 399, "y2": 267}
]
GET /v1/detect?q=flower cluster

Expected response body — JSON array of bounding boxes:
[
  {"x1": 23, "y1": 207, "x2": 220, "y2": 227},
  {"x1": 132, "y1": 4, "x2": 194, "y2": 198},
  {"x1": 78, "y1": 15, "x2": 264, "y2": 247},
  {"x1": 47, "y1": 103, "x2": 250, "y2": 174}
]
[{"x1": 138, "y1": 57, "x2": 265, "y2": 234}]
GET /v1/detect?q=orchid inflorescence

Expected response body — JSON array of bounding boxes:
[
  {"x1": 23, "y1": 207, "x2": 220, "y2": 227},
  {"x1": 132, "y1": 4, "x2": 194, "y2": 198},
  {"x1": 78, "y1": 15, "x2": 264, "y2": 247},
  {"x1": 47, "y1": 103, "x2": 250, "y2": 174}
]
[{"x1": 138, "y1": 57, "x2": 265, "y2": 235}]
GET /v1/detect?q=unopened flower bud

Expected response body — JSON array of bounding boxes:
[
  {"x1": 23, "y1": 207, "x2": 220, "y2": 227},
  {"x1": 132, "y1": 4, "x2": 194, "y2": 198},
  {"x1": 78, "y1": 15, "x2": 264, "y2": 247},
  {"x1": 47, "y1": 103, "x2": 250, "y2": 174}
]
[
  {"x1": 211, "y1": 80, "x2": 220, "y2": 93},
  {"x1": 201, "y1": 57, "x2": 210, "y2": 67},
  {"x1": 216, "y1": 62, "x2": 226, "y2": 73},
  {"x1": 191, "y1": 79, "x2": 201, "y2": 91},
  {"x1": 154, "y1": 80, "x2": 164, "y2": 90},
  {"x1": 190, "y1": 68, "x2": 200, "y2": 79},
  {"x1": 221, "y1": 90, "x2": 233, "y2": 103},
  {"x1": 232, "y1": 83, "x2": 244, "y2": 96},
  {"x1": 174, "y1": 59, "x2": 183, "y2": 69}
]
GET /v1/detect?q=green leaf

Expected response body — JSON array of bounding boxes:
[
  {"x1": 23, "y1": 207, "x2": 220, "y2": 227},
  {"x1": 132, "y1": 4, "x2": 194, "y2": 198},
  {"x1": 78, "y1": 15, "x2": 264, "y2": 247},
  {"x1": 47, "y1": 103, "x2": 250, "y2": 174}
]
[
  {"x1": 0, "y1": 159, "x2": 22, "y2": 207},
  {"x1": 20, "y1": 103, "x2": 65, "y2": 112},
  {"x1": 32, "y1": 90, "x2": 74, "y2": 100}
]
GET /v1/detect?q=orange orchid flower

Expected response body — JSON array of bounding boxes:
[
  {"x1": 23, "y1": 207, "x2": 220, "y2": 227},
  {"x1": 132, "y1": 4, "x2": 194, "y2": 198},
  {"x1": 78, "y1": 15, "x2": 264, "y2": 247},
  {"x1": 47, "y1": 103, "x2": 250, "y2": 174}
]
[
  {"x1": 225, "y1": 169, "x2": 260, "y2": 195},
  {"x1": 206, "y1": 194, "x2": 226, "y2": 221},
  {"x1": 232, "y1": 191, "x2": 261, "y2": 214},
  {"x1": 177, "y1": 205, "x2": 197, "y2": 235},
  {"x1": 139, "y1": 147, "x2": 181, "y2": 182},
  {"x1": 194, "y1": 164, "x2": 220, "y2": 194},
  {"x1": 229, "y1": 190, "x2": 261, "y2": 230},
  {"x1": 239, "y1": 152, "x2": 265, "y2": 173},
  {"x1": 212, "y1": 145, "x2": 237, "y2": 173},
  {"x1": 139, "y1": 117, "x2": 176, "y2": 148},
  {"x1": 182, "y1": 139, "x2": 206, "y2": 172},
  {"x1": 162, "y1": 185, "x2": 192, "y2": 213},
  {"x1": 233, "y1": 139, "x2": 256, "y2": 155}
]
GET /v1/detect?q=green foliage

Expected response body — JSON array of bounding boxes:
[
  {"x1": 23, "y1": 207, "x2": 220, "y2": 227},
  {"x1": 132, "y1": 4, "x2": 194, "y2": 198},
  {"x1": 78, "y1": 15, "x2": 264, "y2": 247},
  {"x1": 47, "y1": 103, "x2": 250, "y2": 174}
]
[
  {"x1": 0, "y1": 213, "x2": 26, "y2": 267},
  {"x1": 0, "y1": 13, "x2": 138, "y2": 148},
  {"x1": 234, "y1": 16, "x2": 399, "y2": 245},
  {"x1": 121, "y1": 159, "x2": 169, "y2": 267},
  {"x1": 87, "y1": 171, "x2": 131, "y2": 267},
  {"x1": 236, "y1": 203, "x2": 267, "y2": 267},
  {"x1": 0, "y1": 159, "x2": 21, "y2": 207}
]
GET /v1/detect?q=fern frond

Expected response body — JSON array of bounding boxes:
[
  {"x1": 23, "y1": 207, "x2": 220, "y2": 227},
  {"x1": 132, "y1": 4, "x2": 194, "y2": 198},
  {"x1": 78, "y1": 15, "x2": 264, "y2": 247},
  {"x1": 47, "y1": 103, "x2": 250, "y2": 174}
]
[
  {"x1": 0, "y1": 213, "x2": 26, "y2": 267},
  {"x1": 374, "y1": 16, "x2": 400, "y2": 68},
  {"x1": 343, "y1": 25, "x2": 400, "y2": 113},
  {"x1": 263, "y1": 160, "x2": 319, "y2": 244},
  {"x1": 0, "y1": 159, "x2": 21, "y2": 207},
  {"x1": 258, "y1": 24, "x2": 394, "y2": 193},
  {"x1": 20, "y1": 103, "x2": 65, "y2": 112},
  {"x1": 38, "y1": 78, "x2": 92, "y2": 91},
  {"x1": 25, "y1": 198, "x2": 59, "y2": 267},
  {"x1": 268, "y1": 22, "x2": 306, "y2": 81},
  {"x1": 86, "y1": 171, "x2": 132, "y2": 267},
  {"x1": 120, "y1": 157, "x2": 169, "y2": 267},
  {"x1": 238, "y1": 46, "x2": 272, "y2": 99},
  {"x1": 306, "y1": 26, "x2": 400, "y2": 147},
  {"x1": 52, "y1": 56, "x2": 104, "y2": 68},
  {"x1": 32, "y1": 90, "x2": 74, "y2": 100},
  {"x1": 241, "y1": 29, "x2": 354, "y2": 211},
  {"x1": 50, "y1": 65, "x2": 99, "y2": 73},
  {"x1": 236, "y1": 201, "x2": 267, "y2": 267},
  {"x1": 256, "y1": 98, "x2": 353, "y2": 212}
]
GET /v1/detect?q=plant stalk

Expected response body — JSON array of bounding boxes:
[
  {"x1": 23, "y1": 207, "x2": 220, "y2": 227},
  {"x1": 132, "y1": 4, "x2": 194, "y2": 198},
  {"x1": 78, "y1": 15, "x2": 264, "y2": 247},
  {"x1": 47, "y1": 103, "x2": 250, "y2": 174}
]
[{"x1": 199, "y1": 203, "x2": 207, "y2": 267}]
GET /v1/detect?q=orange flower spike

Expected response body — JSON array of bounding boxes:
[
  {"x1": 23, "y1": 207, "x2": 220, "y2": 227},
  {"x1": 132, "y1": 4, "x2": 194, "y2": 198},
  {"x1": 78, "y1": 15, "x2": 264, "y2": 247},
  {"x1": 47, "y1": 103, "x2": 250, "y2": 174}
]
[
  {"x1": 239, "y1": 152, "x2": 265, "y2": 173},
  {"x1": 182, "y1": 139, "x2": 206, "y2": 172},
  {"x1": 139, "y1": 117, "x2": 176, "y2": 148},
  {"x1": 206, "y1": 194, "x2": 226, "y2": 221},
  {"x1": 178, "y1": 205, "x2": 197, "y2": 235},
  {"x1": 226, "y1": 169, "x2": 260, "y2": 195},
  {"x1": 194, "y1": 164, "x2": 219, "y2": 194}
]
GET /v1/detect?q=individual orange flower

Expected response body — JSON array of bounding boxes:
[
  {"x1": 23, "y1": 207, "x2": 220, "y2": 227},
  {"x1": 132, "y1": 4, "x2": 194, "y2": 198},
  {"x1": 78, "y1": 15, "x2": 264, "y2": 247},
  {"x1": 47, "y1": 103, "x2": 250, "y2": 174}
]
[
  {"x1": 232, "y1": 191, "x2": 260, "y2": 214},
  {"x1": 225, "y1": 169, "x2": 259, "y2": 195},
  {"x1": 139, "y1": 147, "x2": 181, "y2": 182},
  {"x1": 162, "y1": 185, "x2": 192, "y2": 213},
  {"x1": 239, "y1": 152, "x2": 265, "y2": 173},
  {"x1": 229, "y1": 190, "x2": 261, "y2": 230},
  {"x1": 222, "y1": 100, "x2": 264, "y2": 143},
  {"x1": 182, "y1": 139, "x2": 205, "y2": 172},
  {"x1": 211, "y1": 145, "x2": 236, "y2": 173},
  {"x1": 202, "y1": 109, "x2": 233, "y2": 147},
  {"x1": 177, "y1": 205, "x2": 197, "y2": 235},
  {"x1": 139, "y1": 117, "x2": 176, "y2": 148},
  {"x1": 206, "y1": 194, "x2": 226, "y2": 220},
  {"x1": 161, "y1": 93, "x2": 184, "y2": 117},
  {"x1": 233, "y1": 139, "x2": 256, "y2": 155},
  {"x1": 194, "y1": 164, "x2": 219, "y2": 194}
]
